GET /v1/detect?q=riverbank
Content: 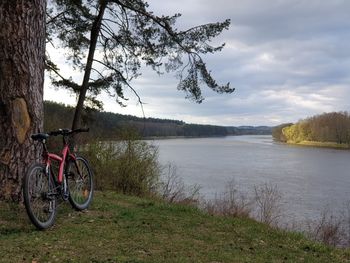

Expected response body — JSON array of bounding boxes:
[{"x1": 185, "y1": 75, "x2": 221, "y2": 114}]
[
  {"x1": 144, "y1": 135, "x2": 227, "y2": 140},
  {"x1": 285, "y1": 140, "x2": 350, "y2": 149},
  {"x1": 1, "y1": 191, "x2": 349, "y2": 262}
]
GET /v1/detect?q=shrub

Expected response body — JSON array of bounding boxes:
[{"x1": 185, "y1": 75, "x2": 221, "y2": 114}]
[
  {"x1": 307, "y1": 208, "x2": 344, "y2": 247},
  {"x1": 83, "y1": 130, "x2": 161, "y2": 196},
  {"x1": 158, "y1": 164, "x2": 201, "y2": 205},
  {"x1": 204, "y1": 179, "x2": 252, "y2": 218},
  {"x1": 253, "y1": 183, "x2": 283, "y2": 226}
]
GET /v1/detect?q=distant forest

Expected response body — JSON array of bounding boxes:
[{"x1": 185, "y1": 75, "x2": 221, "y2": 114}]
[
  {"x1": 44, "y1": 101, "x2": 272, "y2": 139},
  {"x1": 272, "y1": 112, "x2": 350, "y2": 144}
]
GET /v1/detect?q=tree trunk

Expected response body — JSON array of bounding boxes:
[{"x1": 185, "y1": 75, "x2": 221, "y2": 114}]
[
  {"x1": 71, "y1": 1, "x2": 107, "y2": 130},
  {"x1": 0, "y1": 0, "x2": 46, "y2": 201}
]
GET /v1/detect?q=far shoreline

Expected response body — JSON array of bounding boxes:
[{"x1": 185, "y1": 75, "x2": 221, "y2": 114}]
[
  {"x1": 144, "y1": 135, "x2": 228, "y2": 141},
  {"x1": 281, "y1": 140, "x2": 350, "y2": 150},
  {"x1": 144, "y1": 134, "x2": 272, "y2": 140}
]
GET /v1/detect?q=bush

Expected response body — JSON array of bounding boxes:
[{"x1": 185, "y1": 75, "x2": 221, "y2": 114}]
[
  {"x1": 204, "y1": 179, "x2": 252, "y2": 218},
  {"x1": 158, "y1": 164, "x2": 201, "y2": 205},
  {"x1": 253, "y1": 183, "x2": 283, "y2": 226},
  {"x1": 83, "y1": 130, "x2": 161, "y2": 196},
  {"x1": 305, "y1": 205, "x2": 350, "y2": 247}
]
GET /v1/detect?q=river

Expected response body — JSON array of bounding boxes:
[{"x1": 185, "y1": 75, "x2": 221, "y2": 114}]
[{"x1": 152, "y1": 135, "x2": 350, "y2": 224}]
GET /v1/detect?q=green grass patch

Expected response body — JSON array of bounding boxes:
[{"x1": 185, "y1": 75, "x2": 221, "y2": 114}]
[
  {"x1": 1, "y1": 192, "x2": 350, "y2": 262},
  {"x1": 287, "y1": 140, "x2": 350, "y2": 149}
]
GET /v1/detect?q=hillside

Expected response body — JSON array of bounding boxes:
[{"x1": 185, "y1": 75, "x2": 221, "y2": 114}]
[
  {"x1": 1, "y1": 192, "x2": 349, "y2": 262},
  {"x1": 44, "y1": 101, "x2": 272, "y2": 138}
]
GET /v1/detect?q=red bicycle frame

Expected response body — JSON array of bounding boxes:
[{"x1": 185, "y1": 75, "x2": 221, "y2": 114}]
[{"x1": 43, "y1": 144, "x2": 76, "y2": 184}]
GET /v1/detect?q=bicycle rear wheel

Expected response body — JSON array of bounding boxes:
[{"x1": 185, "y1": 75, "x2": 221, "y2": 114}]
[
  {"x1": 67, "y1": 156, "x2": 93, "y2": 210},
  {"x1": 23, "y1": 163, "x2": 57, "y2": 230}
]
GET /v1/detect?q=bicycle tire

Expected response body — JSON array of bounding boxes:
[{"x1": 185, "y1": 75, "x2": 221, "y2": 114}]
[
  {"x1": 67, "y1": 156, "x2": 94, "y2": 210},
  {"x1": 23, "y1": 163, "x2": 57, "y2": 230}
]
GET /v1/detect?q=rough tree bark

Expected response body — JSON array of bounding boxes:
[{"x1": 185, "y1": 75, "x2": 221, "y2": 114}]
[{"x1": 0, "y1": 0, "x2": 46, "y2": 201}]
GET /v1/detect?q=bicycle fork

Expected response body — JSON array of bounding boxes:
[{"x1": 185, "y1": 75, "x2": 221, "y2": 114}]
[{"x1": 45, "y1": 164, "x2": 68, "y2": 201}]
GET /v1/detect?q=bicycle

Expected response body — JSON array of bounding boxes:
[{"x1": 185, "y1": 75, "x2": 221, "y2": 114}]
[{"x1": 23, "y1": 128, "x2": 94, "y2": 229}]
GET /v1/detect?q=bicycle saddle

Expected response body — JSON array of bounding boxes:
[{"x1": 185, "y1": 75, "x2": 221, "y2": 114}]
[{"x1": 31, "y1": 133, "x2": 50, "y2": 141}]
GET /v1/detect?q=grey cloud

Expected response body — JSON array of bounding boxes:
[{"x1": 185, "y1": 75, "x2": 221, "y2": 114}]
[{"x1": 142, "y1": 0, "x2": 350, "y2": 124}]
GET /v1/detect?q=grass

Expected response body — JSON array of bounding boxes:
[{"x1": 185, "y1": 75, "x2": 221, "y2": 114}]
[
  {"x1": 286, "y1": 140, "x2": 350, "y2": 149},
  {"x1": 1, "y1": 192, "x2": 350, "y2": 262}
]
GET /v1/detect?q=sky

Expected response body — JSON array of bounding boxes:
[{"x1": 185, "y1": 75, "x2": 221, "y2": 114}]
[{"x1": 44, "y1": 0, "x2": 350, "y2": 126}]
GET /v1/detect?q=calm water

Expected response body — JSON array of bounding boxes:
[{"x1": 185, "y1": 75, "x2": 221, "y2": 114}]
[{"x1": 152, "y1": 135, "x2": 350, "y2": 223}]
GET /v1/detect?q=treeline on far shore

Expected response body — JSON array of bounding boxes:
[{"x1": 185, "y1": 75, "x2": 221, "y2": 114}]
[
  {"x1": 44, "y1": 101, "x2": 272, "y2": 139},
  {"x1": 272, "y1": 111, "x2": 350, "y2": 146}
]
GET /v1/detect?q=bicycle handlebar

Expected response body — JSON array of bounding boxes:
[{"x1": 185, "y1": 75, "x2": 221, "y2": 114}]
[
  {"x1": 31, "y1": 128, "x2": 89, "y2": 142},
  {"x1": 48, "y1": 128, "x2": 89, "y2": 136},
  {"x1": 73, "y1": 128, "x2": 89, "y2": 133}
]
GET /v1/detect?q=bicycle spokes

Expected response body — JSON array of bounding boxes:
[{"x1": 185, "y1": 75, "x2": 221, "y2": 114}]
[
  {"x1": 31, "y1": 173, "x2": 50, "y2": 215},
  {"x1": 24, "y1": 165, "x2": 57, "y2": 229},
  {"x1": 69, "y1": 162, "x2": 89, "y2": 202},
  {"x1": 67, "y1": 157, "x2": 93, "y2": 210}
]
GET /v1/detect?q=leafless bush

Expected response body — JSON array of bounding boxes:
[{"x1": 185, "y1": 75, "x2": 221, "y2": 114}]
[
  {"x1": 253, "y1": 183, "x2": 283, "y2": 226},
  {"x1": 342, "y1": 201, "x2": 350, "y2": 247},
  {"x1": 307, "y1": 208, "x2": 344, "y2": 247},
  {"x1": 159, "y1": 164, "x2": 201, "y2": 205},
  {"x1": 204, "y1": 180, "x2": 252, "y2": 218}
]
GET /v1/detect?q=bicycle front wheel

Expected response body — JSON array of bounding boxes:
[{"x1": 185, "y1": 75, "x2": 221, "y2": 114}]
[
  {"x1": 23, "y1": 163, "x2": 57, "y2": 230},
  {"x1": 67, "y1": 156, "x2": 94, "y2": 210}
]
